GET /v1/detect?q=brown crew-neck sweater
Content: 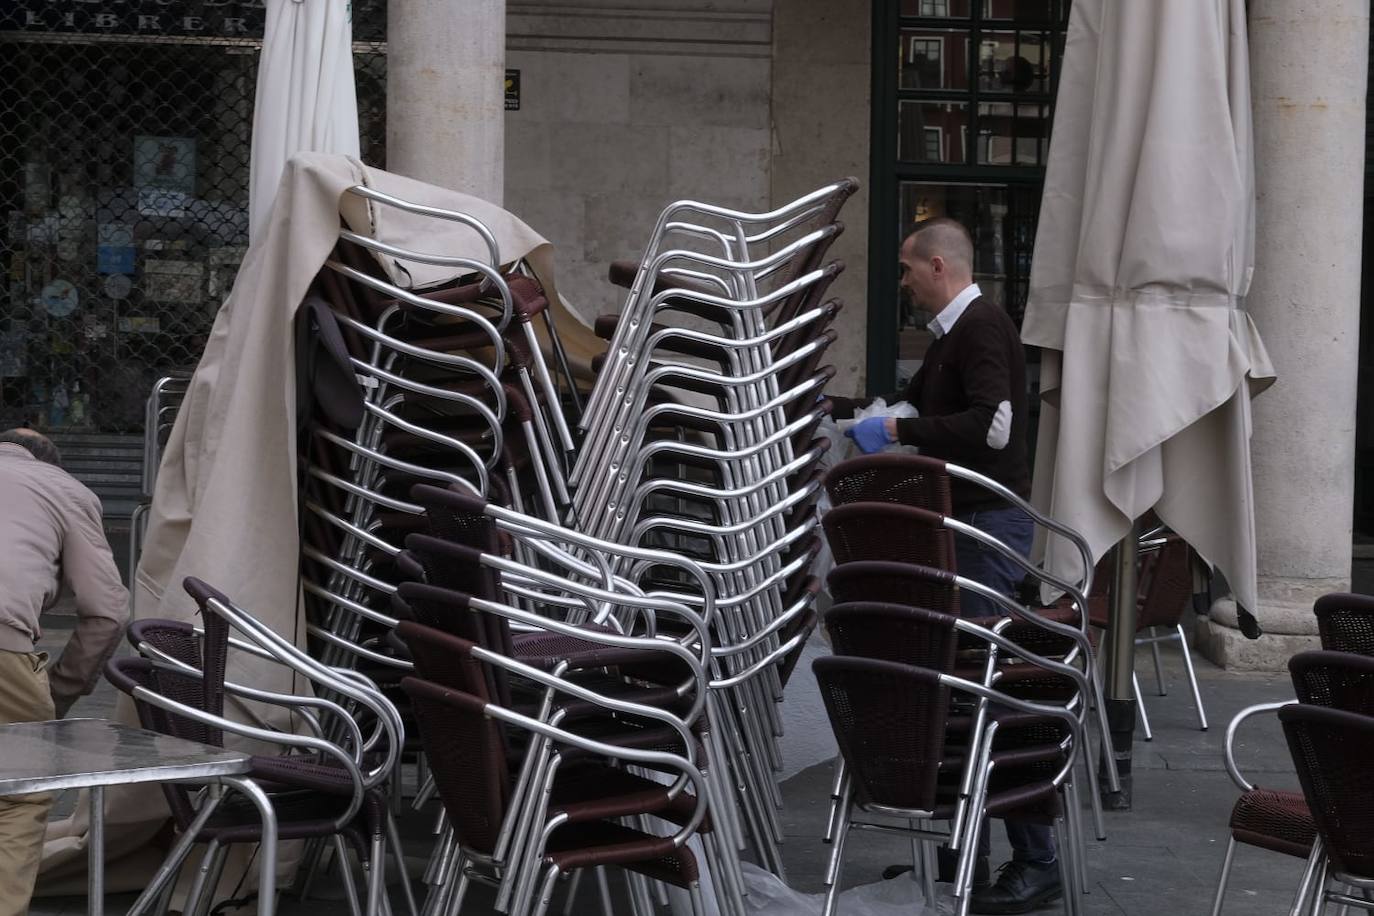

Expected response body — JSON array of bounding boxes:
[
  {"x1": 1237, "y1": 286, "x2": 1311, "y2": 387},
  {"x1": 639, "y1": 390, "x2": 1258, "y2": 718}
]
[{"x1": 834, "y1": 297, "x2": 1031, "y2": 514}]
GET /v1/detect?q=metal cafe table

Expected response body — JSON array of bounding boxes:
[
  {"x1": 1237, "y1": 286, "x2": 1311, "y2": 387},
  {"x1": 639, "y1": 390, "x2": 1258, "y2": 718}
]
[{"x1": 0, "y1": 718, "x2": 269, "y2": 916}]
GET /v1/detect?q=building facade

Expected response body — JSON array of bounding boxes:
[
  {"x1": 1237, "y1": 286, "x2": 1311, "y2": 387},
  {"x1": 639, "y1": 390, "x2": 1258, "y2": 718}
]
[{"x1": 1, "y1": 0, "x2": 1366, "y2": 666}]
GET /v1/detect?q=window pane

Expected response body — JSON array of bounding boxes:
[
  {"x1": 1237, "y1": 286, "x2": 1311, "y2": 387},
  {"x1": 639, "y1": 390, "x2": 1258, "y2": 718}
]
[
  {"x1": 899, "y1": 28, "x2": 969, "y2": 90},
  {"x1": 898, "y1": 101, "x2": 969, "y2": 164},
  {"x1": 901, "y1": 0, "x2": 973, "y2": 18},
  {"x1": 978, "y1": 29, "x2": 1053, "y2": 93},
  {"x1": 976, "y1": 102, "x2": 1050, "y2": 165}
]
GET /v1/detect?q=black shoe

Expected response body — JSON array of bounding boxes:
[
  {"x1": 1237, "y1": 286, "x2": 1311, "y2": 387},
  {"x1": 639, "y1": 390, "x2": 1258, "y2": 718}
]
[
  {"x1": 970, "y1": 859, "x2": 1062, "y2": 914},
  {"x1": 937, "y1": 847, "x2": 990, "y2": 890}
]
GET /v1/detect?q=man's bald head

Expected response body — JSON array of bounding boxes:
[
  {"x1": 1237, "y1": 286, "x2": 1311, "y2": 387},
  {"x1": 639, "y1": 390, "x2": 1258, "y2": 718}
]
[
  {"x1": 897, "y1": 217, "x2": 976, "y2": 315},
  {"x1": 904, "y1": 217, "x2": 975, "y2": 277},
  {"x1": 0, "y1": 428, "x2": 61, "y2": 466}
]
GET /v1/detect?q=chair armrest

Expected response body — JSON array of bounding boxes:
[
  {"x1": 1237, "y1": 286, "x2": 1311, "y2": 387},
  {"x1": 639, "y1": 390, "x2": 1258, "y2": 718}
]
[{"x1": 1225, "y1": 700, "x2": 1297, "y2": 792}]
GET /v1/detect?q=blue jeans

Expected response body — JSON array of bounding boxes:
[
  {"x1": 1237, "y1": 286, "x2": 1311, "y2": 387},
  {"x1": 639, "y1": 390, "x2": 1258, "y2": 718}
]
[{"x1": 953, "y1": 507, "x2": 1057, "y2": 865}]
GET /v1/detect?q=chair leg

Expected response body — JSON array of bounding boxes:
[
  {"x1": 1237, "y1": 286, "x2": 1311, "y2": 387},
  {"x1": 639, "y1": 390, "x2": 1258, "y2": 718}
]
[
  {"x1": 1291, "y1": 839, "x2": 1328, "y2": 916},
  {"x1": 918, "y1": 826, "x2": 937, "y2": 905},
  {"x1": 1064, "y1": 779, "x2": 1091, "y2": 893},
  {"x1": 387, "y1": 810, "x2": 422, "y2": 916},
  {"x1": 822, "y1": 801, "x2": 854, "y2": 916},
  {"x1": 823, "y1": 757, "x2": 846, "y2": 844},
  {"x1": 1133, "y1": 672, "x2": 1154, "y2": 741},
  {"x1": 334, "y1": 836, "x2": 364, "y2": 916},
  {"x1": 181, "y1": 840, "x2": 222, "y2": 916},
  {"x1": 1178, "y1": 624, "x2": 1210, "y2": 731},
  {"x1": 1055, "y1": 818, "x2": 1080, "y2": 916},
  {"x1": 1210, "y1": 836, "x2": 1238, "y2": 916},
  {"x1": 367, "y1": 832, "x2": 388, "y2": 916},
  {"x1": 1149, "y1": 628, "x2": 1168, "y2": 695},
  {"x1": 531, "y1": 865, "x2": 564, "y2": 916},
  {"x1": 442, "y1": 852, "x2": 473, "y2": 916}
]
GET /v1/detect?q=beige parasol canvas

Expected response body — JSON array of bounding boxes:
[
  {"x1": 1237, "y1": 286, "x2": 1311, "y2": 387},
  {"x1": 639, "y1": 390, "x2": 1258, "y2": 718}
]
[
  {"x1": 1022, "y1": 0, "x2": 1276, "y2": 619},
  {"x1": 248, "y1": 0, "x2": 359, "y2": 243}
]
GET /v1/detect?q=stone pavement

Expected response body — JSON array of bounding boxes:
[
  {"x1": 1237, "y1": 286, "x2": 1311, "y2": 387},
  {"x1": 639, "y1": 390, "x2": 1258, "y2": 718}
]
[{"x1": 27, "y1": 620, "x2": 1304, "y2": 915}]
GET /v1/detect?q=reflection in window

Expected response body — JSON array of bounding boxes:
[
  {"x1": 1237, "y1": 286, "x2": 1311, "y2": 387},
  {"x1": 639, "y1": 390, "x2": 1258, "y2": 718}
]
[
  {"x1": 981, "y1": 0, "x2": 1063, "y2": 20},
  {"x1": 900, "y1": 29, "x2": 966, "y2": 90},
  {"x1": 901, "y1": 0, "x2": 972, "y2": 17},
  {"x1": 906, "y1": 38, "x2": 943, "y2": 88},
  {"x1": 899, "y1": 101, "x2": 969, "y2": 163},
  {"x1": 977, "y1": 102, "x2": 1049, "y2": 166},
  {"x1": 979, "y1": 30, "x2": 1052, "y2": 93}
]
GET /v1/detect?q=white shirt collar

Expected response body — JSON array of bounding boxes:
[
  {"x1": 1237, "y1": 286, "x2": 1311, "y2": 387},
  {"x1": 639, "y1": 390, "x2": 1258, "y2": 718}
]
[{"x1": 928, "y1": 283, "x2": 982, "y2": 339}]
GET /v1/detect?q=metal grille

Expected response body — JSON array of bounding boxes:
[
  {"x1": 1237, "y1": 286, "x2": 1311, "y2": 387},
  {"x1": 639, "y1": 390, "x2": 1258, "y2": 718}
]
[{"x1": 0, "y1": 2, "x2": 387, "y2": 437}]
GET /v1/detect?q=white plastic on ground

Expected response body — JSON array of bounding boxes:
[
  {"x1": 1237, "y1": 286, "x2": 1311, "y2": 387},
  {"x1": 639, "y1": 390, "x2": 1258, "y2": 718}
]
[{"x1": 740, "y1": 863, "x2": 953, "y2": 915}]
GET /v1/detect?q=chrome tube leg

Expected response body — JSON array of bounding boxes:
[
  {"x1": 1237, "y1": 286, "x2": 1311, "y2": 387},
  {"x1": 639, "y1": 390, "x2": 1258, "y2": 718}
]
[
  {"x1": 181, "y1": 840, "x2": 222, "y2": 916},
  {"x1": 1178, "y1": 624, "x2": 1209, "y2": 731},
  {"x1": 560, "y1": 871, "x2": 584, "y2": 916},
  {"x1": 1291, "y1": 839, "x2": 1327, "y2": 916},
  {"x1": 1078, "y1": 725, "x2": 1107, "y2": 841},
  {"x1": 1091, "y1": 668, "x2": 1123, "y2": 792},
  {"x1": 595, "y1": 866, "x2": 614, "y2": 915},
  {"x1": 919, "y1": 829, "x2": 937, "y2": 906},
  {"x1": 1055, "y1": 819, "x2": 1078, "y2": 916},
  {"x1": 367, "y1": 832, "x2": 387, "y2": 916},
  {"x1": 1149, "y1": 629, "x2": 1167, "y2": 695},
  {"x1": 125, "y1": 788, "x2": 225, "y2": 916},
  {"x1": 221, "y1": 777, "x2": 278, "y2": 916},
  {"x1": 1064, "y1": 779, "x2": 1090, "y2": 892},
  {"x1": 1133, "y1": 672, "x2": 1154, "y2": 741},
  {"x1": 821, "y1": 810, "x2": 852, "y2": 916},
  {"x1": 531, "y1": 865, "x2": 563, "y2": 916},
  {"x1": 1210, "y1": 837, "x2": 1238, "y2": 916},
  {"x1": 823, "y1": 758, "x2": 846, "y2": 844},
  {"x1": 334, "y1": 836, "x2": 365, "y2": 916},
  {"x1": 388, "y1": 811, "x2": 421, "y2": 916}
]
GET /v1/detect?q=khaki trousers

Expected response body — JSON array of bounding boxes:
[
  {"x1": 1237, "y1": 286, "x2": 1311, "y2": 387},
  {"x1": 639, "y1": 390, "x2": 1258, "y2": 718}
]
[{"x1": 0, "y1": 650, "x2": 55, "y2": 916}]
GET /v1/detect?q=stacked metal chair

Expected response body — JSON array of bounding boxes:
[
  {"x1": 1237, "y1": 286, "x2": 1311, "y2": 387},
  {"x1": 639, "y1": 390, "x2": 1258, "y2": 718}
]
[
  {"x1": 392, "y1": 485, "x2": 736, "y2": 916},
  {"x1": 279, "y1": 178, "x2": 862, "y2": 908},
  {"x1": 565, "y1": 179, "x2": 859, "y2": 876},
  {"x1": 813, "y1": 453, "x2": 1116, "y2": 914},
  {"x1": 129, "y1": 371, "x2": 191, "y2": 579}
]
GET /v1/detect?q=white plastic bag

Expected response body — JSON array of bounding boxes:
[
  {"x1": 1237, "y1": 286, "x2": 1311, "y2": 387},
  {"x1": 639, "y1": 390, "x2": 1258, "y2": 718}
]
[
  {"x1": 813, "y1": 398, "x2": 921, "y2": 584},
  {"x1": 739, "y1": 862, "x2": 952, "y2": 916}
]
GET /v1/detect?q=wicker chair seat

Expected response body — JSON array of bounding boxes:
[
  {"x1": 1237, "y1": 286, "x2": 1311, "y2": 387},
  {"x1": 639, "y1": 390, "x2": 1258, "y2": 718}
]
[{"x1": 1227, "y1": 787, "x2": 1315, "y2": 859}]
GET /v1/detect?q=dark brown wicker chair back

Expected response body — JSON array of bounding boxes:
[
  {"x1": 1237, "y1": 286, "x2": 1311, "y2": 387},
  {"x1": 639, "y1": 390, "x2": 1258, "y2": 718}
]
[
  {"x1": 396, "y1": 581, "x2": 512, "y2": 706},
  {"x1": 1313, "y1": 592, "x2": 1374, "y2": 656},
  {"x1": 104, "y1": 656, "x2": 214, "y2": 831},
  {"x1": 1279, "y1": 703, "x2": 1374, "y2": 879},
  {"x1": 812, "y1": 655, "x2": 950, "y2": 811},
  {"x1": 1135, "y1": 537, "x2": 1193, "y2": 630},
  {"x1": 397, "y1": 621, "x2": 512, "y2": 854},
  {"x1": 826, "y1": 560, "x2": 962, "y2": 617},
  {"x1": 823, "y1": 602, "x2": 960, "y2": 673},
  {"x1": 1289, "y1": 651, "x2": 1374, "y2": 715},
  {"x1": 125, "y1": 611, "x2": 229, "y2": 748},
  {"x1": 822, "y1": 502, "x2": 955, "y2": 570},
  {"x1": 402, "y1": 675, "x2": 510, "y2": 855},
  {"x1": 824, "y1": 454, "x2": 953, "y2": 513}
]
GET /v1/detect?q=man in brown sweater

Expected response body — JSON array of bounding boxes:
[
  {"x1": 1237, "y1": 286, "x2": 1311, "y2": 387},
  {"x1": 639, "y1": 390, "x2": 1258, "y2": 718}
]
[
  {"x1": 835, "y1": 219, "x2": 1059, "y2": 913},
  {"x1": 0, "y1": 428, "x2": 129, "y2": 916}
]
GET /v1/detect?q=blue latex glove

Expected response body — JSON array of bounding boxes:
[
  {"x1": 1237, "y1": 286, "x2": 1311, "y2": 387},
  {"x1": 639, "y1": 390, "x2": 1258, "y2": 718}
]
[{"x1": 846, "y1": 416, "x2": 894, "y2": 454}]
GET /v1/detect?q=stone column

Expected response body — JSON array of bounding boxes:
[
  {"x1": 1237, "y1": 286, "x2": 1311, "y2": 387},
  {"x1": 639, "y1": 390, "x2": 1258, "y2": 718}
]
[
  {"x1": 387, "y1": 0, "x2": 505, "y2": 203},
  {"x1": 1200, "y1": 0, "x2": 1369, "y2": 669}
]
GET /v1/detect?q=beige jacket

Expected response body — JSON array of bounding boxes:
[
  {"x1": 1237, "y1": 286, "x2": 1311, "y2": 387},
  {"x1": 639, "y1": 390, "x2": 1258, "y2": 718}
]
[{"x1": 0, "y1": 442, "x2": 129, "y2": 712}]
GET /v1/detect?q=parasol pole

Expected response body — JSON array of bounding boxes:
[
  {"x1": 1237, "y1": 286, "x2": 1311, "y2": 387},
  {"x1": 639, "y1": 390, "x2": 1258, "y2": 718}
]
[{"x1": 1101, "y1": 519, "x2": 1139, "y2": 809}]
